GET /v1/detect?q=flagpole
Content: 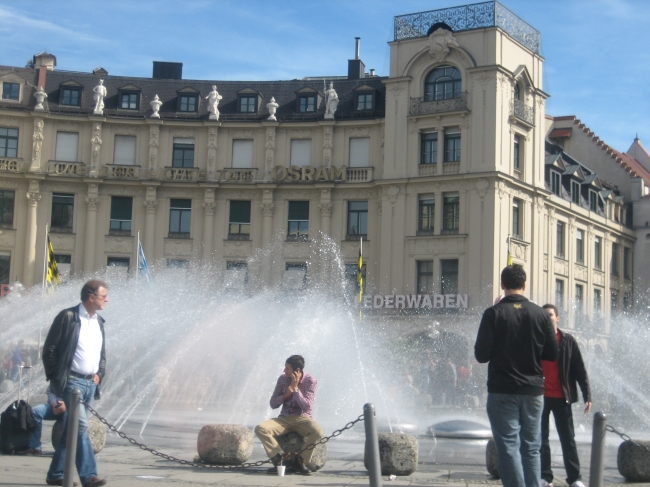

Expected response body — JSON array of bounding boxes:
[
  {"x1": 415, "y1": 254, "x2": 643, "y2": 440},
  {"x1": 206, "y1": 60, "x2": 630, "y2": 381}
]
[
  {"x1": 136, "y1": 231, "x2": 140, "y2": 284},
  {"x1": 42, "y1": 224, "x2": 49, "y2": 290}
]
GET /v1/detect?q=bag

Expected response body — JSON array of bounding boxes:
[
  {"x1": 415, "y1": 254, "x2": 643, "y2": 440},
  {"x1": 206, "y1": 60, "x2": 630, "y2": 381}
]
[{"x1": 0, "y1": 400, "x2": 36, "y2": 454}]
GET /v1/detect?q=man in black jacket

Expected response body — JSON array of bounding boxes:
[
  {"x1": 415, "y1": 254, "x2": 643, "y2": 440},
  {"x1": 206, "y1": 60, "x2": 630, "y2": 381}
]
[
  {"x1": 540, "y1": 304, "x2": 591, "y2": 487},
  {"x1": 475, "y1": 265, "x2": 558, "y2": 487},
  {"x1": 42, "y1": 279, "x2": 108, "y2": 487}
]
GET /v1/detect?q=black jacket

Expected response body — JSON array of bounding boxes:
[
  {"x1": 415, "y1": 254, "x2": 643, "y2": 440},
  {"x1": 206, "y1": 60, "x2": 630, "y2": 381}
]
[
  {"x1": 553, "y1": 329, "x2": 591, "y2": 404},
  {"x1": 42, "y1": 305, "x2": 106, "y2": 400},
  {"x1": 474, "y1": 294, "x2": 559, "y2": 395}
]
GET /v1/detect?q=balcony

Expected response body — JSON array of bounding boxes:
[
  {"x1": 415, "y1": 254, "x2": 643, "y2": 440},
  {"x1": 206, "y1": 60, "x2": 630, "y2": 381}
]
[
  {"x1": 442, "y1": 162, "x2": 460, "y2": 174},
  {"x1": 102, "y1": 164, "x2": 141, "y2": 180},
  {"x1": 162, "y1": 167, "x2": 203, "y2": 182},
  {"x1": 0, "y1": 158, "x2": 24, "y2": 173},
  {"x1": 419, "y1": 164, "x2": 436, "y2": 177},
  {"x1": 510, "y1": 99, "x2": 535, "y2": 126},
  {"x1": 48, "y1": 161, "x2": 86, "y2": 177},
  {"x1": 410, "y1": 93, "x2": 468, "y2": 116},
  {"x1": 346, "y1": 166, "x2": 374, "y2": 182}
]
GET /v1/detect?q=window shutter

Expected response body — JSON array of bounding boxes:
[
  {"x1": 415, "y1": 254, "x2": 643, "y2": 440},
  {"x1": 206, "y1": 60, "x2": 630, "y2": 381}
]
[
  {"x1": 232, "y1": 140, "x2": 254, "y2": 168},
  {"x1": 290, "y1": 139, "x2": 312, "y2": 167},
  {"x1": 288, "y1": 201, "x2": 309, "y2": 220},
  {"x1": 229, "y1": 201, "x2": 251, "y2": 223},
  {"x1": 110, "y1": 196, "x2": 133, "y2": 220},
  {"x1": 349, "y1": 138, "x2": 370, "y2": 167},
  {"x1": 55, "y1": 132, "x2": 79, "y2": 162},
  {"x1": 113, "y1": 136, "x2": 137, "y2": 165}
]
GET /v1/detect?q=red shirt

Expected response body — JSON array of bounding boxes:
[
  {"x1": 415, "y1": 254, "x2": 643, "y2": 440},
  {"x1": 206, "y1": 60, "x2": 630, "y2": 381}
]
[{"x1": 542, "y1": 331, "x2": 564, "y2": 398}]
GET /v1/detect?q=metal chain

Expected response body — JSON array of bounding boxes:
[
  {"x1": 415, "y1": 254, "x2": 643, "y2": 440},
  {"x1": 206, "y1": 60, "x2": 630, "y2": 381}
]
[
  {"x1": 606, "y1": 424, "x2": 650, "y2": 453},
  {"x1": 81, "y1": 399, "x2": 364, "y2": 469}
]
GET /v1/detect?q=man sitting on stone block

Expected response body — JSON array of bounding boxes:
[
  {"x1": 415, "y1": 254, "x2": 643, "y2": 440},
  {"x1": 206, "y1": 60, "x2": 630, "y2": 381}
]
[{"x1": 254, "y1": 355, "x2": 322, "y2": 475}]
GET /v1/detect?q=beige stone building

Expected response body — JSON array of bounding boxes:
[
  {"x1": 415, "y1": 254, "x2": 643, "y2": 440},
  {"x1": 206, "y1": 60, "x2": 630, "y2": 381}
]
[{"x1": 0, "y1": 2, "x2": 647, "y2": 348}]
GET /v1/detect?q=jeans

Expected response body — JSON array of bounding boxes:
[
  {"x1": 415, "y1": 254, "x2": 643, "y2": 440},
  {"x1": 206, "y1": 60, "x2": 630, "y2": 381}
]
[
  {"x1": 47, "y1": 376, "x2": 98, "y2": 485},
  {"x1": 541, "y1": 397, "x2": 582, "y2": 484},
  {"x1": 487, "y1": 393, "x2": 544, "y2": 487},
  {"x1": 29, "y1": 403, "x2": 59, "y2": 450}
]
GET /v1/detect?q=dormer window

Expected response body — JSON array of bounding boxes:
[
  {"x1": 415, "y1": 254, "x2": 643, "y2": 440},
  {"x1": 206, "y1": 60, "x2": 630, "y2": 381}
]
[
  {"x1": 239, "y1": 95, "x2": 257, "y2": 113},
  {"x1": 2, "y1": 83, "x2": 19, "y2": 101},
  {"x1": 514, "y1": 84, "x2": 520, "y2": 101},
  {"x1": 571, "y1": 181, "x2": 580, "y2": 204},
  {"x1": 61, "y1": 87, "x2": 82, "y2": 106},
  {"x1": 551, "y1": 170, "x2": 561, "y2": 196},
  {"x1": 356, "y1": 93, "x2": 373, "y2": 111},
  {"x1": 119, "y1": 91, "x2": 140, "y2": 110},
  {"x1": 179, "y1": 94, "x2": 198, "y2": 112},
  {"x1": 298, "y1": 95, "x2": 316, "y2": 113}
]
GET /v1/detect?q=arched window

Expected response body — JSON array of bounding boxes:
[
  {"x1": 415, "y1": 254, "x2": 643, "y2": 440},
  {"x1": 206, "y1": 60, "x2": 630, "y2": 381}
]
[
  {"x1": 424, "y1": 65, "x2": 461, "y2": 101},
  {"x1": 514, "y1": 83, "x2": 520, "y2": 100}
]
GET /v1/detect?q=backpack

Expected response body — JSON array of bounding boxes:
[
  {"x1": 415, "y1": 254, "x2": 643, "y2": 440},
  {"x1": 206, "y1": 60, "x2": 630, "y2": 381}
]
[{"x1": 0, "y1": 400, "x2": 36, "y2": 454}]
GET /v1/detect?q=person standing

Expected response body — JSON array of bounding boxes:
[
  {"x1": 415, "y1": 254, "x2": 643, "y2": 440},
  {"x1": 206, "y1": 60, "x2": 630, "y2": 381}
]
[
  {"x1": 540, "y1": 304, "x2": 591, "y2": 487},
  {"x1": 474, "y1": 265, "x2": 559, "y2": 487},
  {"x1": 254, "y1": 355, "x2": 322, "y2": 475},
  {"x1": 42, "y1": 279, "x2": 109, "y2": 487}
]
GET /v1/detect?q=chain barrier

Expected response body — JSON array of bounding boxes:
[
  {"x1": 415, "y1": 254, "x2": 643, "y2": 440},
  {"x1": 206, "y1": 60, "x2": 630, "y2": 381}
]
[
  {"x1": 81, "y1": 399, "x2": 364, "y2": 469},
  {"x1": 606, "y1": 424, "x2": 650, "y2": 453}
]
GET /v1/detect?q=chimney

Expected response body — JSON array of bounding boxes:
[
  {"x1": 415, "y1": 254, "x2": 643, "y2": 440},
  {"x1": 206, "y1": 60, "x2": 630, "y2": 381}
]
[
  {"x1": 348, "y1": 37, "x2": 365, "y2": 80},
  {"x1": 370, "y1": 69, "x2": 376, "y2": 76},
  {"x1": 152, "y1": 61, "x2": 183, "y2": 80},
  {"x1": 33, "y1": 52, "x2": 56, "y2": 71}
]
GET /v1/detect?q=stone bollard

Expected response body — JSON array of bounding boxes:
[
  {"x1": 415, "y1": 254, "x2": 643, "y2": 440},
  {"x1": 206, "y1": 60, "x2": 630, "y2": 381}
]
[
  {"x1": 617, "y1": 440, "x2": 650, "y2": 482},
  {"x1": 197, "y1": 424, "x2": 253, "y2": 465},
  {"x1": 486, "y1": 439, "x2": 499, "y2": 478},
  {"x1": 0, "y1": 379, "x2": 14, "y2": 393},
  {"x1": 276, "y1": 431, "x2": 327, "y2": 471},
  {"x1": 52, "y1": 416, "x2": 106, "y2": 454},
  {"x1": 364, "y1": 432, "x2": 418, "y2": 476}
]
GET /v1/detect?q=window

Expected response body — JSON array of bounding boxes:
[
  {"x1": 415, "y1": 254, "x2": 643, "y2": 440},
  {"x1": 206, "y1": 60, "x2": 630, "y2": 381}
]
[
  {"x1": 61, "y1": 87, "x2": 81, "y2": 106},
  {"x1": 107, "y1": 257, "x2": 130, "y2": 268},
  {"x1": 512, "y1": 198, "x2": 522, "y2": 239},
  {"x1": 0, "y1": 251, "x2": 9, "y2": 285},
  {"x1": 576, "y1": 229, "x2": 584, "y2": 264},
  {"x1": 2, "y1": 83, "x2": 19, "y2": 101},
  {"x1": 51, "y1": 193, "x2": 74, "y2": 232},
  {"x1": 347, "y1": 201, "x2": 368, "y2": 236},
  {"x1": 575, "y1": 284, "x2": 584, "y2": 317},
  {"x1": 556, "y1": 221, "x2": 565, "y2": 258},
  {"x1": 169, "y1": 199, "x2": 191, "y2": 236},
  {"x1": 228, "y1": 200, "x2": 251, "y2": 239},
  {"x1": 589, "y1": 190, "x2": 598, "y2": 212},
  {"x1": 172, "y1": 138, "x2": 194, "y2": 168},
  {"x1": 288, "y1": 201, "x2": 309, "y2": 240},
  {"x1": 239, "y1": 95, "x2": 257, "y2": 113},
  {"x1": 444, "y1": 131, "x2": 461, "y2": 162},
  {"x1": 0, "y1": 190, "x2": 14, "y2": 227},
  {"x1": 441, "y1": 259, "x2": 459, "y2": 294},
  {"x1": 571, "y1": 181, "x2": 581, "y2": 204},
  {"x1": 290, "y1": 139, "x2": 311, "y2": 167},
  {"x1": 611, "y1": 290, "x2": 618, "y2": 312},
  {"x1": 594, "y1": 289, "x2": 601, "y2": 315},
  {"x1": 623, "y1": 293, "x2": 631, "y2": 310},
  {"x1": 167, "y1": 259, "x2": 189, "y2": 269},
  {"x1": 109, "y1": 196, "x2": 133, "y2": 235},
  {"x1": 419, "y1": 195, "x2": 435, "y2": 233},
  {"x1": 551, "y1": 171, "x2": 561, "y2": 196},
  {"x1": 225, "y1": 261, "x2": 248, "y2": 290},
  {"x1": 514, "y1": 84, "x2": 521, "y2": 101},
  {"x1": 356, "y1": 93, "x2": 373, "y2": 111},
  {"x1": 421, "y1": 132, "x2": 437, "y2": 165},
  {"x1": 55, "y1": 132, "x2": 79, "y2": 162},
  {"x1": 349, "y1": 138, "x2": 370, "y2": 167},
  {"x1": 119, "y1": 92, "x2": 139, "y2": 110},
  {"x1": 298, "y1": 95, "x2": 316, "y2": 113},
  {"x1": 424, "y1": 65, "x2": 461, "y2": 101},
  {"x1": 178, "y1": 94, "x2": 197, "y2": 112},
  {"x1": 442, "y1": 193, "x2": 459, "y2": 233},
  {"x1": 624, "y1": 247, "x2": 631, "y2": 280},
  {"x1": 555, "y1": 279, "x2": 564, "y2": 310},
  {"x1": 0, "y1": 128, "x2": 18, "y2": 158},
  {"x1": 513, "y1": 135, "x2": 521, "y2": 171},
  {"x1": 53, "y1": 254, "x2": 71, "y2": 280},
  {"x1": 611, "y1": 242, "x2": 619, "y2": 276},
  {"x1": 417, "y1": 260, "x2": 433, "y2": 294},
  {"x1": 594, "y1": 236, "x2": 602, "y2": 270},
  {"x1": 232, "y1": 140, "x2": 254, "y2": 168},
  {"x1": 284, "y1": 263, "x2": 307, "y2": 291},
  {"x1": 113, "y1": 135, "x2": 136, "y2": 165}
]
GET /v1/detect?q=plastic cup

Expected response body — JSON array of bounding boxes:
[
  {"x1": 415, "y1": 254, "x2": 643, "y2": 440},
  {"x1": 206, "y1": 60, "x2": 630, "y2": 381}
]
[{"x1": 277, "y1": 465, "x2": 286, "y2": 476}]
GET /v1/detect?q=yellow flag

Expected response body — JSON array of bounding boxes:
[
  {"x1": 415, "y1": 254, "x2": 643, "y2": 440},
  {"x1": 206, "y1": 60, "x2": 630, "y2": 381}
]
[
  {"x1": 357, "y1": 247, "x2": 364, "y2": 320},
  {"x1": 507, "y1": 236, "x2": 513, "y2": 266},
  {"x1": 46, "y1": 235, "x2": 61, "y2": 288}
]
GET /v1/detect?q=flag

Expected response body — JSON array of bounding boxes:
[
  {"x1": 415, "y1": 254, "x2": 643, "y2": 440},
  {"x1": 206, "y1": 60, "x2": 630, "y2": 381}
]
[
  {"x1": 357, "y1": 243, "x2": 364, "y2": 319},
  {"x1": 507, "y1": 235, "x2": 513, "y2": 266},
  {"x1": 45, "y1": 235, "x2": 61, "y2": 288},
  {"x1": 138, "y1": 240, "x2": 153, "y2": 285}
]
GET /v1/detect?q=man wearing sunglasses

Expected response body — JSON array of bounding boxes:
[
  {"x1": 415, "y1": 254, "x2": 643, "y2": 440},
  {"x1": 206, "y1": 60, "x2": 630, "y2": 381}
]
[{"x1": 42, "y1": 279, "x2": 109, "y2": 487}]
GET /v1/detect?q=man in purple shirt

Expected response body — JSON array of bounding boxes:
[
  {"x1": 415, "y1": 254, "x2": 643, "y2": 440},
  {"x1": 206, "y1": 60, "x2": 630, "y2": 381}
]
[{"x1": 255, "y1": 355, "x2": 322, "y2": 475}]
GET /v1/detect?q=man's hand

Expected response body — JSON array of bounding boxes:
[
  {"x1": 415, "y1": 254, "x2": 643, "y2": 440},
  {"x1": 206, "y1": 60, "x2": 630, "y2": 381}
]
[
  {"x1": 53, "y1": 401, "x2": 66, "y2": 415},
  {"x1": 289, "y1": 371, "x2": 301, "y2": 392},
  {"x1": 584, "y1": 402, "x2": 592, "y2": 414},
  {"x1": 93, "y1": 374, "x2": 100, "y2": 385}
]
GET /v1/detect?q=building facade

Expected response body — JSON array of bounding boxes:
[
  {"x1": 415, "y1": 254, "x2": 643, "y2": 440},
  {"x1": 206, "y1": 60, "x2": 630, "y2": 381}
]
[{"x1": 0, "y1": 2, "x2": 647, "y2": 348}]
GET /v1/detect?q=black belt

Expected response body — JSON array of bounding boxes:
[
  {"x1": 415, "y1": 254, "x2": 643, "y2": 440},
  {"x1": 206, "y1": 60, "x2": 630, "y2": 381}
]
[{"x1": 70, "y1": 371, "x2": 94, "y2": 379}]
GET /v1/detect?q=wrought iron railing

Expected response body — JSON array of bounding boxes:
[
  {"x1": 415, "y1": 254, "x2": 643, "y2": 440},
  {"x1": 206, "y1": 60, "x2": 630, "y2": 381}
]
[
  {"x1": 410, "y1": 93, "x2": 468, "y2": 116},
  {"x1": 511, "y1": 98, "x2": 535, "y2": 125},
  {"x1": 394, "y1": 1, "x2": 540, "y2": 54}
]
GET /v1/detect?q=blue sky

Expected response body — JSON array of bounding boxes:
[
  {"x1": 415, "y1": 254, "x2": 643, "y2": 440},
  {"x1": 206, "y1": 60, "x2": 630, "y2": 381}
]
[{"x1": 1, "y1": 0, "x2": 648, "y2": 152}]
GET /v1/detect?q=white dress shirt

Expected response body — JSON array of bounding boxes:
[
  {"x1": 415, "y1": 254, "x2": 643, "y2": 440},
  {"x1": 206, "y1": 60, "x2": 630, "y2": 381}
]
[{"x1": 70, "y1": 303, "x2": 103, "y2": 376}]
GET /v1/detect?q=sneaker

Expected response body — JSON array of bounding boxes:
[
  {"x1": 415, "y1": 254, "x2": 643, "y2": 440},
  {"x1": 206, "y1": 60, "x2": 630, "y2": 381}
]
[
  {"x1": 540, "y1": 480, "x2": 553, "y2": 487},
  {"x1": 83, "y1": 476, "x2": 107, "y2": 487},
  {"x1": 570, "y1": 482, "x2": 586, "y2": 487},
  {"x1": 292, "y1": 453, "x2": 311, "y2": 475},
  {"x1": 267, "y1": 453, "x2": 283, "y2": 474}
]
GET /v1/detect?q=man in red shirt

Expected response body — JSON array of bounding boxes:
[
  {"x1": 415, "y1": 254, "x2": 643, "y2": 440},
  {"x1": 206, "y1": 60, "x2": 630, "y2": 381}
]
[{"x1": 540, "y1": 304, "x2": 592, "y2": 487}]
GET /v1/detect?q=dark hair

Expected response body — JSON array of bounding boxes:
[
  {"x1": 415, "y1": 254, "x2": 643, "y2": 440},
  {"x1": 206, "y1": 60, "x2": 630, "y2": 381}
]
[
  {"x1": 286, "y1": 355, "x2": 305, "y2": 372},
  {"x1": 501, "y1": 265, "x2": 526, "y2": 290},
  {"x1": 542, "y1": 303, "x2": 559, "y2": 317},
  {"x1": 81, "y1": 279, "x2": 108, "y2": 302}
]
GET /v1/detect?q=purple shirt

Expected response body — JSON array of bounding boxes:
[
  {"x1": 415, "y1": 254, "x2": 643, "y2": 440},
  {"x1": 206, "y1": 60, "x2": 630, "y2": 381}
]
[{"x1": 269, "y1": 372, "x2": 317, "y2": 417}]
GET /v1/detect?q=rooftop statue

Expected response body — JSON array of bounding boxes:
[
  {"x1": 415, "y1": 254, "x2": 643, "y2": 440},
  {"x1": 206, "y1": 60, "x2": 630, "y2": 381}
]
[
  {"x1": 93, "y1": 79, "x2": 107, "y2": 115},
  {"x1": 206, "y1": 85, "x2": 222, "y2": 120},
  {"x1": 150, "y1": 94, "x2": 162, "y2": 119},
  {"x1": 324, "y1": 83, "x2": 338, "y2": 120},
  {"x1": 266, "y1": 97, "x2": 279, "y2": 121}
]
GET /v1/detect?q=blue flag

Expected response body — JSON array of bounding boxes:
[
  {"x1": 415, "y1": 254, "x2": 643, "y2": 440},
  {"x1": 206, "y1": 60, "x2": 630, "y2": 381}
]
[{"x1": 138, "y1": 241, "x2": 153, "y2": 285}]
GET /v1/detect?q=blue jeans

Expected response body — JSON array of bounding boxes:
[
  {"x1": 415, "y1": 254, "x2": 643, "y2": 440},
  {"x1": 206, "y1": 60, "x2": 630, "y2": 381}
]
[
  {"x1": 29, "y1": 403, "x2": 59, "y2": 450},
  {"x1": 487, "y1": 393, "x2": 544, "y2": 487},
  {"x1": 47, "y1": 376, "x2": 98, "y2": 485}
]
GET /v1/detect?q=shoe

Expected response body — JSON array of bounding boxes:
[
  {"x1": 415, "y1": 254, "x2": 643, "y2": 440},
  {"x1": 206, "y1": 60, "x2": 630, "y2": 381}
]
[
  {"x1": 570, "y1": 482, "x2": 586, "y2": 487},
  {"x1": 17, "y1": 448, "x2": 42, "y2": 455},
  {"x1": 46, "y1": 480, "x2": 78, "y2": 486},
  {"x1": 83, "y1": 477, "x2": 107, "y2": 487},
  {"x1": 292, "y1": 453, "x2": 311, "y2": 475},
  {"x1": 267, "y1": 453, "x2": 283, "y2": 474},
  {"x1": 540, "y1": 480, "x2": 553, "y2": 487}
]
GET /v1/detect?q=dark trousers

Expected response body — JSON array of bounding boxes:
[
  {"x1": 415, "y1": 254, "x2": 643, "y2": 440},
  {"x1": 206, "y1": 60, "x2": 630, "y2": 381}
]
[{"x1": 541, "y1": 397, "x2": 582, "y2": 484}]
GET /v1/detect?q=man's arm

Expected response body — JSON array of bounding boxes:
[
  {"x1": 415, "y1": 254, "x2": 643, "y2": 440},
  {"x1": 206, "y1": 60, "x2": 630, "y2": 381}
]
[
  {"x1": 42, "y1": 309, "x2": 69, "y2": 382},
  {"x1": 474, "y1": 308, "x2": 495, "y2": 363},
  {"x1": 269, "y1": 376, "x2": 287, "y2": 409},
  {"x1": 96, "y1": 320, "x2": 107, "y2": 385},
  {"x1": 291, "y1": 375, "x2": 317, "y2": 413},
  {"x1": 569, "y1": 337, "x2": 592, "y2": 406}
]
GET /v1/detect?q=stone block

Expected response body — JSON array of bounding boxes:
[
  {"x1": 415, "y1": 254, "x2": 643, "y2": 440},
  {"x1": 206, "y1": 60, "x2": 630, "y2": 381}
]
[
  {"x1": 618, "y1": 440, "x2": 650, "y2": 482},
  {"x1": 486, "y1": 438, "x2": 499, "y2": 478},
  {"x1": 0, "y1": 380, "x2": 14, "y2": 393},
  {"x1": 52, "y1": 416, "x2": 106, "y2": 454},
  {"x1": 276, "y1": 431, "x2": 327, "y2": 471},
  {"x1": 364, "y1": 432, "x2": 418, "y2": 476},
  {"x1": 197, "y1": 424, "x2": 253, "y2": 465}
]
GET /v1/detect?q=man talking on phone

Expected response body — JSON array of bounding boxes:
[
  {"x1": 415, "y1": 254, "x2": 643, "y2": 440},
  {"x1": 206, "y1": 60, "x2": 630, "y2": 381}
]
[{"x1": 254, "y1": 355, "x2": 322, "y2": 475}]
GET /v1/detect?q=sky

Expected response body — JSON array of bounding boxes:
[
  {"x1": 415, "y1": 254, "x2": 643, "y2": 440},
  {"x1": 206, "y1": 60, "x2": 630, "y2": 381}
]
[{"x1": 0, "y1": 0, "x2": 648, "y2": 152}]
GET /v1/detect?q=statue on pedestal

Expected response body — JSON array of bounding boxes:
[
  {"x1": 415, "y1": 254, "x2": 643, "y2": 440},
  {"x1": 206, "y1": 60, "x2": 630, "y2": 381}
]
[
  {"x1": 150, "y1": 94, "x2": 162, "y2": 118},
  {"x1": 206, "y1": 85, "x2": 222, "y2": 120},
  {"x1": 266, "y1": 97, "x2": 279, "y2": 121},
  {"x1": 93, "y1": 79, "x2": 107, "y2": 115},
  {"x1": 34, "y1": 87, "x2": 47, "y2": 111},
  {"x1": 324, "y1": 82, "x2": 338, "y2": 119}
]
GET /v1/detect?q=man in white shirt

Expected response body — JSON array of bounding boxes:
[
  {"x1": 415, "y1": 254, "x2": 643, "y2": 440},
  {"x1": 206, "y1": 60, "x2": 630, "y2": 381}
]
[{"x1": 43, "y1": 279, "x2": 109, "y2": 487}]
